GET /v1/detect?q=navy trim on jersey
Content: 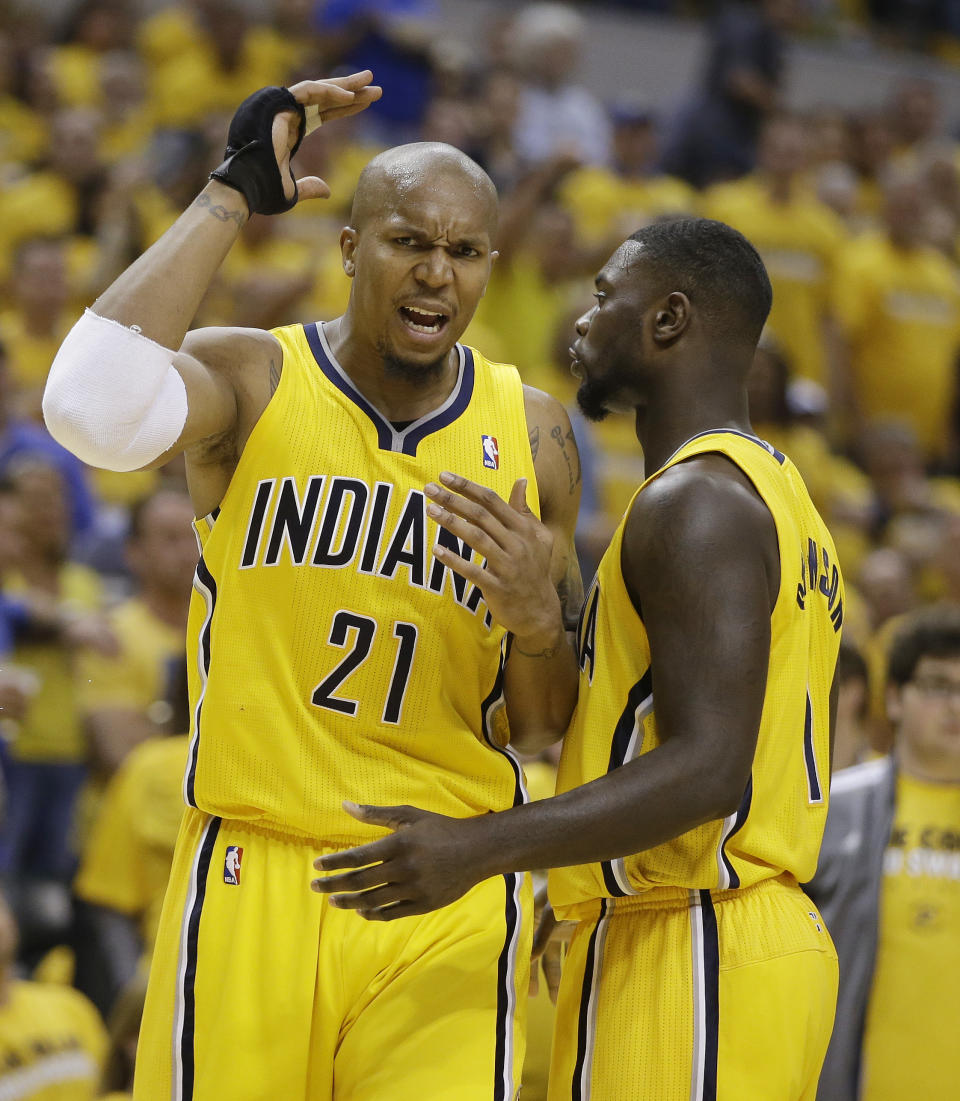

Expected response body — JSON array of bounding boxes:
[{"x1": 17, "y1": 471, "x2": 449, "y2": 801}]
[
  {"x1": 303, "y1": 323, "x2": 476, "y2": 455},
  {"x1": 664, "y1": 428, "x2": 786, "y2": 468},
  {"x1": 185, "y1": 557, "x2": 218, "y2": 808},
  {"x1": 179, "y1": 816, "x2": 220, "y2": 1101},
  {"x1": 599, "y1": 669, "x2": 653, "y2": 896},
  {"x1": 803, "y1": 690, "x2": 823, "y2": 802},
  {"x1": 493, "y1": 872, "x2": 521, "y2": 1101},
  {"x1": 718, "y1": 775, "x2": 753, "y2": 889},
  {"x1": 572, "y1": 899, "x2": 610, "y2": 1101},
  {"x1": 699, "y1": 890, "x2": 720, "y2": 1101},
  {"x1": 480, "y1": 640, "x2": 527, "y2": 807}
]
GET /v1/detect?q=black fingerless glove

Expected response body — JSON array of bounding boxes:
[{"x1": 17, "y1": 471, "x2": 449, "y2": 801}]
[{"x1": 209, "y1": 86, "x2": 306, "y2": 216}]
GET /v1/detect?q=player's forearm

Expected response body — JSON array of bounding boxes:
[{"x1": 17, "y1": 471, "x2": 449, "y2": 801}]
[
  {"x1": 93, "y1": 181, "x2": 248, "y2": 351},
  {"x1": 504, "y1": 625, "x2": 579, "y2": 754},
  {"x1": 468, "y1": 737, "x2": 745, "y2": 879}
]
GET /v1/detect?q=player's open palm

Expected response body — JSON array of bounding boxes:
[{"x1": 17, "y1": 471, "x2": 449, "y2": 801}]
[{"x1": 425, "y1": 472, "x2": 560, "y2": 643}]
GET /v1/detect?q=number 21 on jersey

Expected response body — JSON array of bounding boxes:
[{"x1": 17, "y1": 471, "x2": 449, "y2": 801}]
[{"x1": 311, "y1": 609, "x2": 419, "y2": 725}]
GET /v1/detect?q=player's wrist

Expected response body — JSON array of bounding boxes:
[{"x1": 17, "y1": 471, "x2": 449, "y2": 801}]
[
  {"x1": 512, "y1": 617, "x2": 566, "y2": 660},
  {"x1": 209, "y1": 85, "x2": 306, "y2": 216}
]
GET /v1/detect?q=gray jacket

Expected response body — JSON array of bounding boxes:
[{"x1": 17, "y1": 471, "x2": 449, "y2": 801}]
[{"x1": 804, "y1": 757, "x2": 897, "y2": 1101}]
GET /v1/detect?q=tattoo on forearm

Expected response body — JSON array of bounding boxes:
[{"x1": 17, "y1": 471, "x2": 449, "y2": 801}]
[
  {"x1": 529, "y1": 425, "x2": 541, "y2": 462},
  {"x1": 195, "y1": 192, "x2": 246, "y2": 227},
  {"x1": 269, "y1": 359, "x2": 281, "y2": 395},
  {"x1": 557, "y1": 559, "x2": 585, "y2": 632},
  {"x1": 551, "y1": 424, "x2": 582, "y2": 494}
]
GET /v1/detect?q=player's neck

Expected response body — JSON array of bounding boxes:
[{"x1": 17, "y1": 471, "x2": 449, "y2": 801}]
[
  {"x1": 323, "y1": 317, "x2": 462, "y2": 424},
  {"x1": 635, "y1": 385, "x2": 751, "y2": 475}
]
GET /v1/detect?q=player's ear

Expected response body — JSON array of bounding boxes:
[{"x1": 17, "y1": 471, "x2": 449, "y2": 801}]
[
  {"x1": 480, "y1": 250, "x2": 499, "y2": 298},
  {"x1": 340, "y1": 226, "x2": 358, "y2": 277},
  {"x1": 652, "y1": 291, "x2": 689, "y2": 346}
]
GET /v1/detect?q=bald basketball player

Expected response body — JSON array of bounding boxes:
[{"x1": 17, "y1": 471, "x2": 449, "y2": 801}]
[{"x1": 43, "y1": 76, "x2": 582, "y2": 1101}]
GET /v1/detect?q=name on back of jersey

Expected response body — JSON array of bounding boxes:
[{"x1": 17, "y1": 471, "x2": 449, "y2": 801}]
[{"x1": 796, "y1": 536, "x2": 843, "y2": 632}]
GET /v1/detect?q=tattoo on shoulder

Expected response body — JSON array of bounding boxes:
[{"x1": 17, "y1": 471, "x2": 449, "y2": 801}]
[
  {"x1": 269, "y1": 359, "x2": 281, "y2": 395},
  {"x1": 550, "y1": 424, "x2": 582, "y2": 495},
  {"x1": 195, "y1": 192, "x2": 246, "y2": 228},
  {"x1": 528, "y1": 424, "x2": 541, "y2": 462}
]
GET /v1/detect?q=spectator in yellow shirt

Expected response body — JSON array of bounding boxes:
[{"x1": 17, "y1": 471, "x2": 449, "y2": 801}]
[
  {"x1": 831, "y1": 170, "x2": 960, "y2": 463},
  {"x1": 0, "y1": 239, "x2": 73, "y2": 423},
  {"x1": 558, "y1": 100, "x2": 695, "y2": 248},
  {"x1": 0, "y1": 892, "x2": 107, "y2": 1101},
  {"x1": 0, "y1": 459, "x2": 110, "y2": 883},
  {"x1": 78, "y1": 489, "x2": 194, "y2": 778},
  {"x1": 702, "y1": 112, "x2": 848, "y2": 386},
  {"x1": 73, "y1": 664, "x2": 190, "y2": 1018}
]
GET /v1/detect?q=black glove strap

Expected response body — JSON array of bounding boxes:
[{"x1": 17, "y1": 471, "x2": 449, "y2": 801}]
[{"x1": 209, "y1": 86, "x2": 306, "y2": 216}]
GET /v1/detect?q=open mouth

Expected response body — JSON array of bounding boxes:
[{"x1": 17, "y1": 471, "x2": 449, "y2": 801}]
[{"x1": 399, "y1": 306, "x2": 449, "y2": 336}]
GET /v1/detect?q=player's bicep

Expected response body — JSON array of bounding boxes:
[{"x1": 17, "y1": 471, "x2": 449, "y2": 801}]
[
  {"x1": 163, "y1": 347, "x2": 238, "y2": 454},
  {"x1": 149, "y1": 327, "x2": 277, "y2": 464},
  {"x1": 626, "y1": 475, "x2": 772, "y2": 796},
  {"x1": 524, "y1": 385, "x2": 584, "y2": 625}
]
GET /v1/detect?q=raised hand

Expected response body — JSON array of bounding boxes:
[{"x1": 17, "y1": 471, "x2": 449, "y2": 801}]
[
  {"x1": 425, "y1": 472, "x2": 563, "y2": 648},
  {"x1": 275, "y1": 73, "x2": 383, "y2": 203}
]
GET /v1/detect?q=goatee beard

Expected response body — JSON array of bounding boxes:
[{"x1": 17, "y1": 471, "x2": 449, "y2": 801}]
[
  {"x1": 576, "y1": 378, "x2": 613, "y2": 422},
  {"x1": 381, "y1": 350, "x2": 447, "y2": 385}
]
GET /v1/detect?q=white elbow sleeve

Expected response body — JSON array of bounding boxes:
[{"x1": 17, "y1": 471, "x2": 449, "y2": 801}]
[{"x1": 42, "y1": 309, "x2": 189, "y2": 472}]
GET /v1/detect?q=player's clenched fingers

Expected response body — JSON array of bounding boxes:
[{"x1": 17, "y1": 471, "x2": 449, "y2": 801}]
[{"x1": 542, "y1": 940, "x2": 564, "y2": 1005}]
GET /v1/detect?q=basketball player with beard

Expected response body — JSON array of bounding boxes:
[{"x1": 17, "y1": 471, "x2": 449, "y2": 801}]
[
  {"x1": 315, "y1": 218, "x2": 843, "y2": 1101},
  {"x1": 43, "y1": 75, "x2": 583, "y2": 1100}
]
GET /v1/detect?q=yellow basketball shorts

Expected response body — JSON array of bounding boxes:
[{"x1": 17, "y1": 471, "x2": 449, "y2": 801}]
[
  {"x1": 549, "y1": 877, "x2": 838, "y2": 1101},
  {"x1": 134, "y1": 808, "x2": 531, "y2": 1101}
]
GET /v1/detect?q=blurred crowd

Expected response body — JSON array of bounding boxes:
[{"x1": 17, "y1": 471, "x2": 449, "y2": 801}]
[{"x1": 0, "y1": 0, "x2": 958, "y2": 1098}]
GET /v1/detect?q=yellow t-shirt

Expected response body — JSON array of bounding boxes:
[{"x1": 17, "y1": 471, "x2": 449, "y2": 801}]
[
  {"x1": 74, "y1": 735, "x2": 188, "y2": 948},
  {"x1": 0, "y1": 310, "x2": 71, "y2": 396},
  {"x1": 559, "y1": 166, "x2": 695, "y2": 245},
  {"x1": 0, "y1": 96, "x2": 47, "y2": 168},
  {"x1": 833, "y1": 233, "x2": 960, "y2": 460},
  {"x1": 5, "y1": 565, "x2": 104, "y2": 763},
  {"x1": 860, "y1": 772, "x2": 960, "y2": 1100},
  {"x1": 77, "y1": 598, "x2": 184, "y2": 717},
  {"x1": 0, "y1": 980, "x2": 107, "y2": 1100},
  {"x1": 702, "y1": 176, "x2": 847, "y2": 385},
  {"x1": 0, "y1": 173, "x2": 77, "y2": 280},
  {"x1": 48, "y1": 45, "x2": 103, "y2": 108}
]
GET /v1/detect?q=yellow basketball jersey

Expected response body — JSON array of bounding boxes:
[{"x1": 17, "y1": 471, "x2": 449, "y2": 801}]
[
  {"x1": 184, "y1": 323, "x2": 537, "y2": 844},
  {"x1": 550, "y1": 430, "x2": 843, "y2": 915}
]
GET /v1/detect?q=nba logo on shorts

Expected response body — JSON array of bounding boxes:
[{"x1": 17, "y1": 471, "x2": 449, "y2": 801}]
[
  {"x1": 481, "y1": 435, "x2": 499, "y2": 470},
  {"x1": 224, "y1": 846, "x2": 243, "y2": 885}
]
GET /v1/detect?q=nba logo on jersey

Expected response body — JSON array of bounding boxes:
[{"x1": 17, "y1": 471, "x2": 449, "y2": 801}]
[
  {"x1": 224, "y1": 846, "x2": 243, "y2": 885},
  {"x1": 481, "y1": 435, "x2": 499, "y2": 469}
]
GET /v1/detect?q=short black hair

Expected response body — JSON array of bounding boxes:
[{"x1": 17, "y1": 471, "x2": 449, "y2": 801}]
[
  {"x1": 888, "y1": 605, "x2": 960, "y2": 687},
  {"x1": 627, "y1": 218, "x2": 773, "y2": 347}
]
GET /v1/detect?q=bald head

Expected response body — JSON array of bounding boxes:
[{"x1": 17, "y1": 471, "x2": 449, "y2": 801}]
[{"x1": 351, "y1": 143, "x2": 498, "y2": 236}]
